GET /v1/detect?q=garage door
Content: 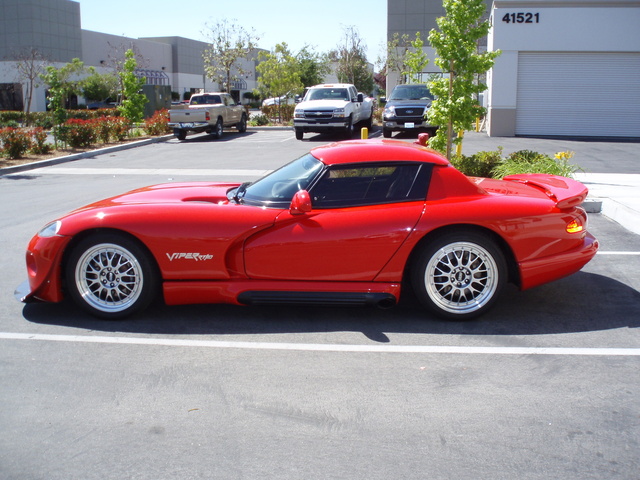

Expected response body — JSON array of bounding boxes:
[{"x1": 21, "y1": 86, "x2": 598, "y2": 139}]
[{"x1": 516, "y1": 52, "x2": 640, "y2": 137}]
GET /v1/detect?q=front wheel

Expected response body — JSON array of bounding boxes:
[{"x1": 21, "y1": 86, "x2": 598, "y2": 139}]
[
  {"x1": 65, "y1": 233, "x2": 159, "y2": 319},
  {"x1": 295, "y1": 128, "x2": 304, "y2": 140},
  {"x1": 343, "y1": 116, "x2": 354, "y2": 139},
  {"x1": 237, "y1": 114, "x2": 247, "y2": 133},
  {"x1": 412, "y1": 231, "x2": 507, "y2": 320}
]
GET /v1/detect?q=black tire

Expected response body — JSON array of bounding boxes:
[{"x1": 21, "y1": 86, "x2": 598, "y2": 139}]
[
  {"x1": 237, "y1": 114, "x2": 247, "y2": 133},
  {"x1": 343, "y1": 115, "x2": 354, "y2": 139},
  {"x1": 212, "y1": 118, "x2": 223, "y2": 139},
  {"x1": 382, "y1": 127, "x2": 392, "y2": 138},
  {"x1": 174, "y1": 129, "x2": 186, "y2": 141},
  {"x1": 295, "y1": 128, "x2": 304, "y2": 140},
  {"x1": 411, "y1": 231, "x2": 507, "y2": 320},
  {"x1": 65, "y1": 233, "x2": 159, "y2": 319}
]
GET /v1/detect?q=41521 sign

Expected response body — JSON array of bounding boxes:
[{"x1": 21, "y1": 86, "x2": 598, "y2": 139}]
[{"x1": 502, "y1": 12, "x2": 540, "y2": 24}]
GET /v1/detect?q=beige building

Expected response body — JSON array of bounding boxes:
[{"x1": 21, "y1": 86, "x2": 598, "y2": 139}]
[{"x1": 0, "y1": 0, "x2": 260, "y2": 112}]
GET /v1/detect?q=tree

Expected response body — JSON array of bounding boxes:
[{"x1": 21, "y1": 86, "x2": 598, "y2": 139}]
[
  {"x1": 118, "y1": 49, "x2": 147, "y2": 123},
  {"x1": 202, "y1": 19, "x2": 259, "y2": 93},
  {"x1": 82, "y1": 70, "x2": 119, "y2": 103},
  {"x1": 256, "y1": 43, "x2": 303, "y2": 122},
  {"x1": 295, "y1": 46, "x2": 331, "y2": 87},
  {"x1": 40, "y1": 58, "x2": 88, "y2": 141},
  {"x1": 9, "y1": 47, "x2": 49, "y2": 117},
  {"x1": 427, "y1": 0, "x2": 501, "y2": 158},
  {"x1": 403, "y1": 33, "x2": 429, "y2": 84},
  {"x1": 330, "y1": 26, "x2": 374, "y2": 94}
]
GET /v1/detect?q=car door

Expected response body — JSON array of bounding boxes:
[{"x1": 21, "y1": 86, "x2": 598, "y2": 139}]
[
  {"x1": 223, "y1": 94, "x2": 241, "y2": 125},
  {"x1": 243, "y1": 163, "x2": 430, "y2": 281}
]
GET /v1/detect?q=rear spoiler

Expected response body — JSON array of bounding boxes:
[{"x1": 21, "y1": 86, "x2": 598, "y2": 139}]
[{"x1": 503, "y1": 174, "x2": 588, "y2": 209}]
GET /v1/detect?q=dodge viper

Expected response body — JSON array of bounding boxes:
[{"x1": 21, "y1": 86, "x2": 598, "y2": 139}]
[{"x1": 17, "y1": 137, "x2": 598, "y2": 320}]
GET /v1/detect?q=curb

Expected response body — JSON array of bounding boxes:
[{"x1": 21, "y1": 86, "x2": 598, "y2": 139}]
[{"x1": 0, "y1": 134, "x2": 174, "y2": 176}]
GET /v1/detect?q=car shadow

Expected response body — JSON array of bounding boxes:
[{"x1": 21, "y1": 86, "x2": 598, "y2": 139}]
[
  {"x1": 172, "y1": 131, "x2": 258, "y2": 143},
  {"x1": 22, "y1": 272, "x2": 640, "y2": 341}
]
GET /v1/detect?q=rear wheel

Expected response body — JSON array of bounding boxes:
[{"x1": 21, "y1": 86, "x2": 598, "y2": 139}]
[
  {"x1": 212, "y1": 118, "x2": 223, "y2": 139},
  {"x1": 65, "y1": 233, "x2": 158, "y2": 319},
  {"x1": 174, "y1": 129, "x2": 186, "y2": 141},
  {"x1": 412, "y1": 231, "x2": 506, "y2": 320}
]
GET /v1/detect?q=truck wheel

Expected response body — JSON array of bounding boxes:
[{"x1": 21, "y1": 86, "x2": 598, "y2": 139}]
[
  {"x1": 343, "y1": 116, "x2": 354, "y2": 139},
  {"x1": 174, "y1": 129, "x2": 186, "y2": 141},
  {"x1": 295, "y1": 128, "x2": 304, "y2": 140},
  {"x1": 213, "y1": 118, "x2": 223, "y2": 139},
  {"x1": 237, "y1": 114, "x2": 247, "y2": 133},
  {"x1": 382, "y1": 128, "x2": 392, "y2": 138}
]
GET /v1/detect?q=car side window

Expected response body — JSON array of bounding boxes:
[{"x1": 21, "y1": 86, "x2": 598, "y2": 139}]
[{"x1": 310, "y1": 163, "x2": 429, "y2": 208}]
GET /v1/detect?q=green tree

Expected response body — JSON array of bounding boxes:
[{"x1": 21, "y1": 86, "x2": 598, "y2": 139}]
[
  {"x1": 40, "y1": 58, "x2": 87, "y2": 143},
  {"x1": 202, "y1": 19, "x2": 259, "y2": 93},
  {"x1": 82, "y1": 70, "x2": 119, "y2": 103},
  {"x1": 427, "y1": 0, "x2": 501, "y2": 158},
  {"x1": 118, "y1": 49, "x2": 147, "y2": 123},
  {"x1": 296, "y1": 46, "x2": 331, "y2": 87},
  {"x1": 330, "y1": 26, "x2": 374, "y2": 94},
  {"x1": 403, "y1": 33, "x2": 429, "y2": 84},
  {"x1": 256, "y1": 43, "x2": 303, "y2": 122}
]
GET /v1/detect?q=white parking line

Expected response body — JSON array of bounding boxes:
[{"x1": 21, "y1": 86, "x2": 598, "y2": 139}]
[
  {"x1": 0, "y1": 332, "x2": 638, "y2": 356},
  {"x1": 596, "y1": 251, "x2": 640, "y2": 255}
]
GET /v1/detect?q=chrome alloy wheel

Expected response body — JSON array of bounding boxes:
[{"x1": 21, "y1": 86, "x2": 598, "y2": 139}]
[
  {"x1": 74, "y1": 243, "x2": 144, "y2": 314},
  {"x1": 424, "y1": 241, "x2": 499, "y2": 315}
]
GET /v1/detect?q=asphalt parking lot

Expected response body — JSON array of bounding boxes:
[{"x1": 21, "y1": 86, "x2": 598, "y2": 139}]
[{"x1": 1, "y1": 129, "x2": 639, "y2": 479}]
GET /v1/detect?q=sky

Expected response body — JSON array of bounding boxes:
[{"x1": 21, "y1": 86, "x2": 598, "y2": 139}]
[{"x1": 77, "y1": 0, "x2": 388, "y2": 65}]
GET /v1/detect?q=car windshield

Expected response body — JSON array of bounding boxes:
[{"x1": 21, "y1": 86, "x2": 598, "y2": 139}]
[
  {"x1": 306, "y1": 88, "x2": 350, "y2": 101},
  {"x1": 229, "y1": 153, "x2": 324, "y2": 207},
  {"x1": 389, "y1": 86, "x2": 433, "y2": 101}
]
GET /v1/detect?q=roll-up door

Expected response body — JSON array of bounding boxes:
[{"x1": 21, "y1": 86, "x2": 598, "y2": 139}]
[{"x1": 516, "y1": 52, "x2": 640, "y2": 137}]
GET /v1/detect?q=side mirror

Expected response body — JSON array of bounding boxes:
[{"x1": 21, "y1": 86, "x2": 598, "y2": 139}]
[
  {"x1": 290, "y1": 190, "x2": 312, "y2": 215},
  {"x1": 357, "y1": 93, "x2": 364, "y2": 103}
]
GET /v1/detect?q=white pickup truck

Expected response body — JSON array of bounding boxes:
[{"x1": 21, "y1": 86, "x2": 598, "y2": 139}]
[
  {"x1": 168, "y1": 92, "x2": 247, "y2": 140},
  {"x1": 293, "y1": 83, "x2": 374, "y2": 140}
]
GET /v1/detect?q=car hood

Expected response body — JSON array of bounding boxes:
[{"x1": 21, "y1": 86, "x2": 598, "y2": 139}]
[
  {"x1": 386, "y1": 99, "x2": 432, "y2": 108},
  {"x1": 72, "y1": 182, "x2": 240, "y2": 211},
  {"x1": 296, "y1": 99, "x2": 349, "y2": 109}
]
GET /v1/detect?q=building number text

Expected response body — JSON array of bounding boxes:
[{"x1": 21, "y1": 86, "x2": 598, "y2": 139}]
[{"x1": 502, "y1": 12, "x2": 540, "y2": 24}]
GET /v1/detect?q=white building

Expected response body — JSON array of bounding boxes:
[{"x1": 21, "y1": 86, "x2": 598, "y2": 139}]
[
  {"x1": 386, "y1": 0, "x2": 639, "y2": 138},
  {"x1": 486, "y1": 0, "x2": 640, "y2": 138}
]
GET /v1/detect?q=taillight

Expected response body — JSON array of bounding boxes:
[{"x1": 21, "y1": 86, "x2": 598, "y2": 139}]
[
  {"x1": 206, "y1": 111, "x2": 210, "y2": 121},
  {"x1": 566, "y1": 219, "x2": 584, "y2": 234}
]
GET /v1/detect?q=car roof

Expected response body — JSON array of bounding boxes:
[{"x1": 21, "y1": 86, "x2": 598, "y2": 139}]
[{"x1": 309, "y1": 139, "x2": 450, "y2": 166}]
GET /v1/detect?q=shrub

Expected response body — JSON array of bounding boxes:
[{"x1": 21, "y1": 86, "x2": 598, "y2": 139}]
[
  {"x1": 248, "y1": 114, "x2": 270, "y2": 126},
  {"x1": 0, "y1": 128, "x2": 32, "y2": 159},
  {"x1": 94, "y1": 116, "x2": 113, "y2": 143},
  {"x1": 109, "y1": 116, "x2": 130, "y2": 141},
  {"x1": 57, "y1": 118, "x2": 97, "y2": 148},
  {"x1": 492, "y1": 149, "x2": 579, "y2": 179},
  {"x1": 29, "y1": 127, "x2": 53, "y2": 155},
  {"x1": 261, "y1": 104, "x2": 295, "y2": 123},
  {"x1": 451, "y1": 148, "x2": 503, "y2": 177},
  {"x1": 143, "y1": 109, "x2": 171, "y2": 136}
]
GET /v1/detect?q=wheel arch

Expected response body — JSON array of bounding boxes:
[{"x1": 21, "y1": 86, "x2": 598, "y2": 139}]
[
  {"x1": 405, "y1": 224, "x2": 520, "y2": 287},
  {"x1": 61, "y1": 227, "x2": 162, "y2": 293}
]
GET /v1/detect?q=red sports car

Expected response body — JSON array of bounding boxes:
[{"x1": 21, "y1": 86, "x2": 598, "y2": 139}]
[{"x1": 18, "y1": 138, "x2": 598, "y2": 320}]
